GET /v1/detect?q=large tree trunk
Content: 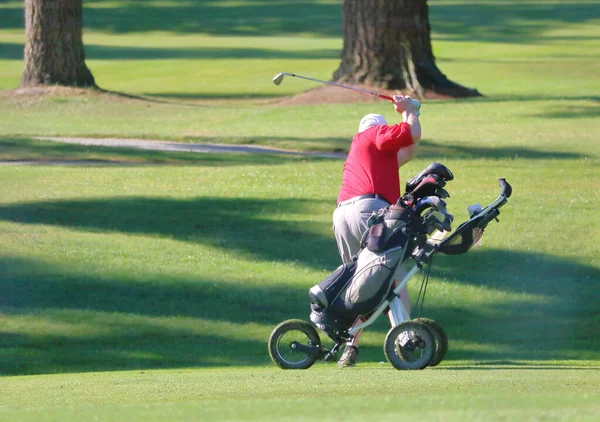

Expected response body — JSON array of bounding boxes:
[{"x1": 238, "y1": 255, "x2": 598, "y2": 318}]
[
  {"x1": 20, "y1": 0, "x2": 96, "y2": 88},
  {"x1": 333, "y1": 0, "x2": 480, "y2": 98}
]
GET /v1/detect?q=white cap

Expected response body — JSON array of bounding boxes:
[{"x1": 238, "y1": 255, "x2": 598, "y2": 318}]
[{"x1": 358, "y1": 113, "x2": 387, "y2": 133}]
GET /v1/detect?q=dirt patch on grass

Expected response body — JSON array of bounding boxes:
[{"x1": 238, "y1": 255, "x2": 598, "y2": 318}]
[
  {"x1": 272, "y1": 84, "x2": 454, "y2": 106},
  {"x1": 0, "y1": 86, "x2": 158, "y2": 105},
  {"x1": 2, "y1": 84, "x2": 453, "y2": 106},
  {"x1": 3, "y1": 86, "x2": 93, "y2": 97}
]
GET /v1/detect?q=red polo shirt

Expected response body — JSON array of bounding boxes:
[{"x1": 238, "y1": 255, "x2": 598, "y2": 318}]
[{"x1": 337, "y1": 123, "x2": 414, "y2": 205}]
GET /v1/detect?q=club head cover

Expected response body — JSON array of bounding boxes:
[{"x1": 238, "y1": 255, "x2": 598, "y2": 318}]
[
  {"x1": 405, "y1": 162, "x2": 454, "y2": 194},
  {"x1": 407, "y1": 174, "x2": 446, "y2": 199}
]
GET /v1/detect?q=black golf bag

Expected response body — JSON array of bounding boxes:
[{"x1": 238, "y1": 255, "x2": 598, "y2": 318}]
[
  {"x1": 268, "y1": 162, "x2": 512, "y2": 371},
  {"x1": 308, "y1": 162, "x2": 455, "y2": 342},
  {"x1": 309, "y1": 203, "x2": 426, "y2": 341}
]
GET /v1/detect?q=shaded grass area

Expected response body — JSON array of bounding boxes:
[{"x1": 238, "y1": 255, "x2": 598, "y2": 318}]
[
  {"x1": 418, "y1": 249, "x2": 600, "y2": 359},
  {"x1": 1, "y1": 0, "x2": 598, "y2": 40},
  {"x1": 0, "y1": 0, "x2": 341, "y2": 37},
  {"x1": 0, "y1": 134, "x2": 592, "y2": 163},
  {"x1": 0, "y1": 42, "x2": 342, "y2": 61},
  {"x1": 0, "y1": 137, "x2": 318, "y2": 165},
  {"x1": 416, "y1": 138, "x2": 587, "y2": 160},
  {"x1": 0, "y1": 158, "x2": 598, "y2": 375},
  {"x1": 0, "y1": 248, "x2": 598, "y2": 375},
  {"x1": 0, "y1": 96, "x2": 598, "y2": 157},
  {"x1": 0, "y1": 195, "x2": 339, "y2": 266}
]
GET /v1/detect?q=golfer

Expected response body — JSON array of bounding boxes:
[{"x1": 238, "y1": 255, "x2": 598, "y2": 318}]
[{"x1": 332, "y1": 94, "x2": 422, "y2": 367}]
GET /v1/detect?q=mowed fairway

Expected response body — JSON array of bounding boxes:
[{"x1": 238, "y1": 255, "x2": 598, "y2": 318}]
[
  {"x1": 1, "y1": 366, "x2": 598, "y2": 421},
  {"x1": 0, "y1": 1, "x2": 599, "y2": 421}
]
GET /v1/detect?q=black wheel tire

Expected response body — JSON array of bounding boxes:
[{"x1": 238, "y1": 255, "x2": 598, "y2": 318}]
[
  {"x1": 268, "y1": 319, "x2": 321, "y2": 370},
  {"x1": 414, "y1": 318, "x2": 448, "y2": 367},
  {"x1": 384, "y1": 321, "x2": 435, "y2": 370}
]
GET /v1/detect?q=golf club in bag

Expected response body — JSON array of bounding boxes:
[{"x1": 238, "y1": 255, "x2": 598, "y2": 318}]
[{"x1": 268, "y1": 163, "x2": 512, "y2": 370}]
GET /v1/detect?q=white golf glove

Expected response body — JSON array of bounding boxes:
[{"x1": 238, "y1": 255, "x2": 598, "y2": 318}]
[{"x1": 409, "y1": 98, "x2": 421, "y2": 117}]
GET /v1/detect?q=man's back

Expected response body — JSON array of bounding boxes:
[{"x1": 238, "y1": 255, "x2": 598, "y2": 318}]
[{"x1": 338, "y1": 123, "x2": 414, "y2": 204}]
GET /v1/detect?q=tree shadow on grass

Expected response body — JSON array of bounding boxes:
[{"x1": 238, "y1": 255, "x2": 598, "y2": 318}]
[
  {"x1": 359, "y1": 248, "x2": 600, "y2": 364},
  {"x1": 1, "y1": 1, "x2": 342, "y2": 36},
  {"x1": 526, "y1": 102, "x2": 600, "y2": 120},
  {"x1": 2, "y1": 1, "x2": 597, "y2": 39},
  {"x1": 1, "y1": 244, "x2": 598, "y2": 375},
  {"x1": 0, "y1": 135, "x2": 591, "y2": 161},
  {"x1": 420, "y1": 96, "x2": 600, "y2": 104},
  {"x1": 85, "y1": 45, "x2": 341, "y2": 61},
  {"x1": 0, "y1": 253, "x2": 319, "y2": 375},
  {"x1": 0, "y1": 43, "x2": 23, "y2": 60},
  {"x1": 0, "y1": 42, "x2": 341, "y2": 61},
  {"x1": 0, "y1": 306, "x2": 272, "y2": 376},
  {"x1": 0, "y1": 196, "x2": 340, "y2": 268},
  {"x1": 430, "y1": 2, "x2": 600, "y2": 43},
  {"x1": 0, "y1": 137, "x2": 337, "y2": 165},
  {"x1": 1, "y1": 330, "x2": 269, "y2": 376},
  {"x1": 416, "y1": 139, "x2": 588, "y2": 160},
  {"x1": 1, "y1": 192, "x2": 598, "y2": 373},
  {"x1": 0, "y1": 255, "x2": 310, "y2": 326}
]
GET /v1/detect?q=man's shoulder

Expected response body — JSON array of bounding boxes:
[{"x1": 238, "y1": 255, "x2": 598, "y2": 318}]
[
  {"x1": 378, "y1": 122, "x2": 408, "y2": 132},
  {"x1": 354, "y1": 125, "x2": 385, "y2": 140},
  {"x1": 352, "y1": 123, "x2": 408, "y2": 144}
]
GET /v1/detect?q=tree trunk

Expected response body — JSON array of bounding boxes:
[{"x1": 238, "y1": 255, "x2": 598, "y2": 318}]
[
  {"x1": 20, "y1": 0, "x2": 96, "y2": 88},
  {"x1": 333, "y1": 0, "x2": 480, "y2": 98}
]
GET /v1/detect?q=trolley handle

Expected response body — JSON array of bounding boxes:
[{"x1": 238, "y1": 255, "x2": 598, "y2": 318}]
[
  {"x1": 479, "y1": 178, "x2": 512, "y2": 214},
  {"x1": 429, "y1": 178, "x2": 512, "y2": 247},
  {"x1": 499, "y1": 178, "x2": 512, "y2": 199}
]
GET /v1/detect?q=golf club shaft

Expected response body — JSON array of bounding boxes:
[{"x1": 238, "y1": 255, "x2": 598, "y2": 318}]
[{"x1": 282, "y1": 72, "x2": 394, "y2": 102}]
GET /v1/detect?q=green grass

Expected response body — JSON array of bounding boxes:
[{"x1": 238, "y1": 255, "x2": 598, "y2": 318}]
[
  {"x1": 0, "y1": 136, "x2": 314, "y2": 164},
  {"x1": 0, "y1": 97, "x2": 597, "y2": 155},
  {"x1": 1, "y1": 366, "x2": 598, "y2": 421},
  {"x1": 1, "y1": 1, "x2": 600, "y2": 99},
  {"x1": 1, "y1": 159, "x2": 598, "y2": 376},
  {"x1": 1, "y1": 0, "x2": 600, "y2": 420}
]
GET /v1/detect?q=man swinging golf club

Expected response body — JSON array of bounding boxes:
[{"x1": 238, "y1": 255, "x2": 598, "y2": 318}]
[{"x1": 332, "y1": 94, "x2": 422, "y2": 367}]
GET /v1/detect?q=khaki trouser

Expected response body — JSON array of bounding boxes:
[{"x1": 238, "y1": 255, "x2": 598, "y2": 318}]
[
  {"x1": 332, "y1": 196, "x2": 411, "y2": 346},
  {"x1": 332, "y1": 196, "x2": 389, "y2": 264}
]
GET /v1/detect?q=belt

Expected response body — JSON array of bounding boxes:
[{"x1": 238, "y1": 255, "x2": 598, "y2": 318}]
[{"x1": 337, "y1": 194, "x2": 385, "y2": 208}]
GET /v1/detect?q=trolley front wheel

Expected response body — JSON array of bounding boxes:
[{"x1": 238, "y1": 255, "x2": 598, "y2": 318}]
[{"x1": 384, "y1": 320, "x2": 435, "y2": 370}]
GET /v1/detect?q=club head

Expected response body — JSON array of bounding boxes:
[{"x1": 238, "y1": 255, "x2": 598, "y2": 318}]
[
  {"x1": 272, "y1": 72, "x2": 285, "y2": 86},
  {"x1": 436, "y1": 187, "x2": 450, "y2": 199}
]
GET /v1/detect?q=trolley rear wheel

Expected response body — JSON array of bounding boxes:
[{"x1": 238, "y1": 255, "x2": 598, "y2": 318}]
[
  {"x1": 268, "y1": 319, "x2": 321, "y2": 369},
  {"x1": 414, "y1": 318, "x2": 448, "y2": 367}
]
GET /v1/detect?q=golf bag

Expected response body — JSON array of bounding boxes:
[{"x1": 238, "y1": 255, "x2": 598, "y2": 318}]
[
  {"x1": 309, "y1": 203, "x2": 426, "y2": 341},
  {"x1": 268, "y1": 163, "x2": 512, "y2": 370},
  {"x1": 308, "y1": 162, "x2": 456, "y2": 342}
]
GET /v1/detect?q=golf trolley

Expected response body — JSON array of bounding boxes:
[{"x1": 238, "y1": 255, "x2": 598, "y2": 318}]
[{"x1": 268, "y1": 163, "x2": 512, "y2": 370}]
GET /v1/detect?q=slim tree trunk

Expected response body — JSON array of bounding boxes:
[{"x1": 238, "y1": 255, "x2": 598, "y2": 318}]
[
  {"x1": 20, "y1": 0, "x2": 96, "y2": 88},
  {"x1": 334, "y1": 0, "x2": 480, "y2": 98}
]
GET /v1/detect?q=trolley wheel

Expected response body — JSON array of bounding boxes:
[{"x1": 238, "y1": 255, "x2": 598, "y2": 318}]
[
  {"x1": 414, "y1": 318, "x2": 448, "y2": 367},
  {"x1": 268, "y1": 319, "x2": 321, "y2": 369},
  {"x1": 384, "y1": 320, "x2": 435, "y2": 370}
]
